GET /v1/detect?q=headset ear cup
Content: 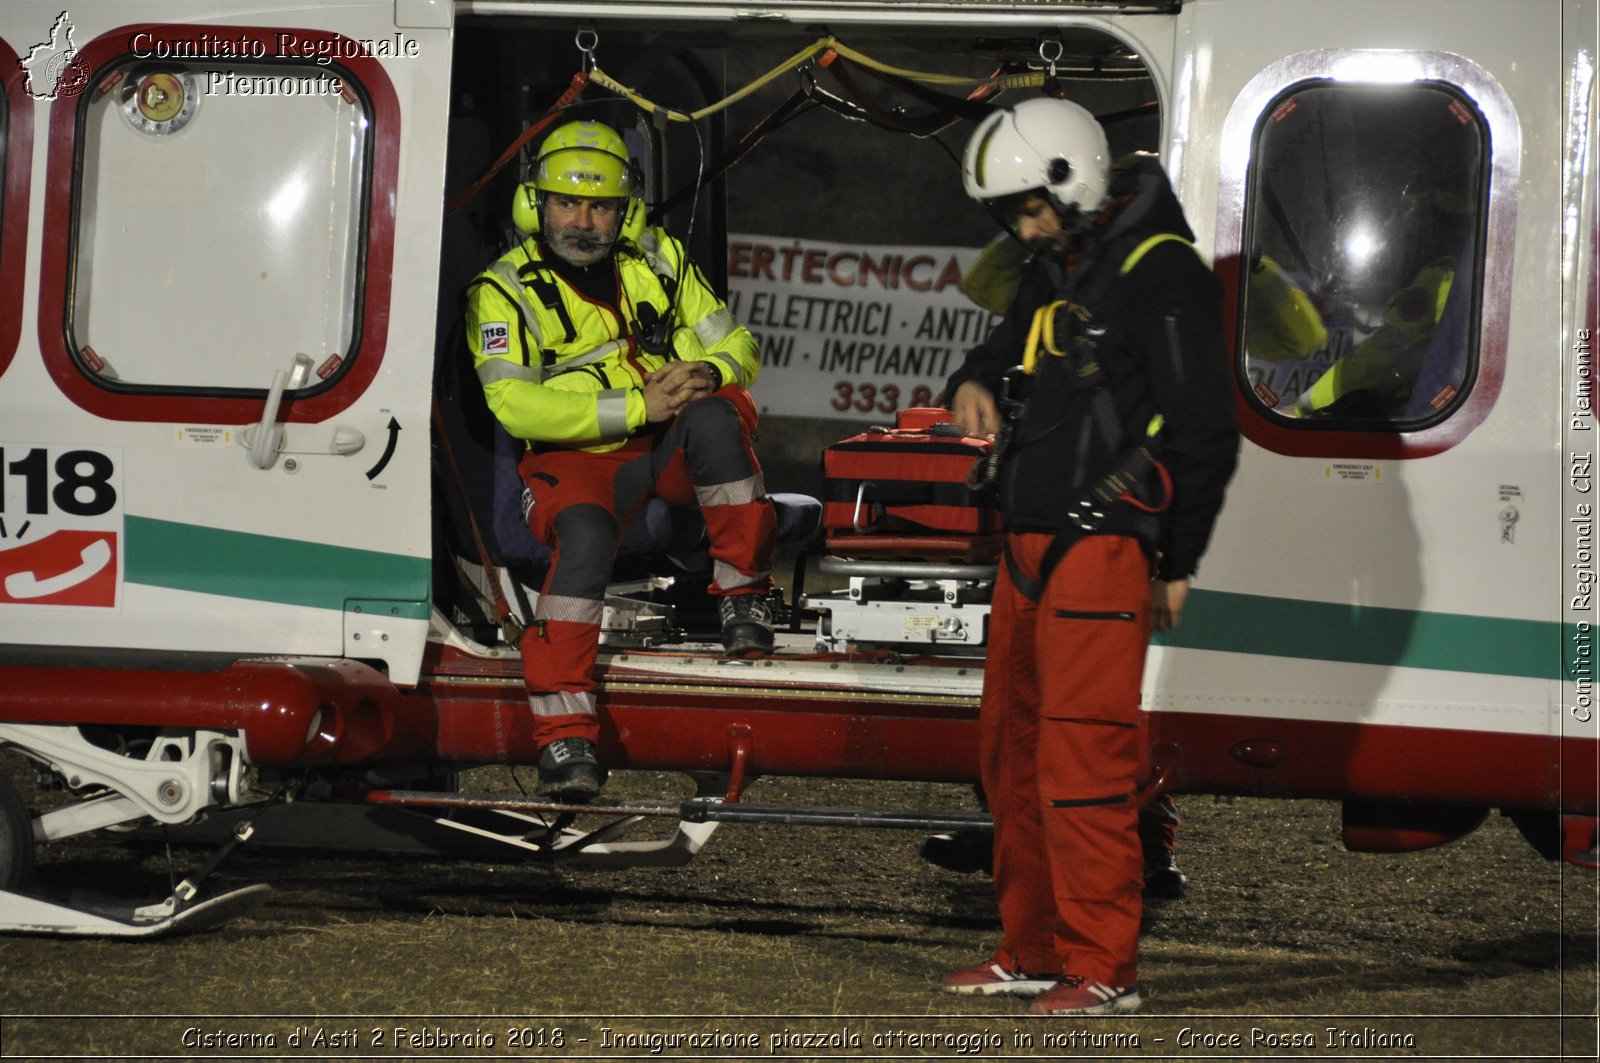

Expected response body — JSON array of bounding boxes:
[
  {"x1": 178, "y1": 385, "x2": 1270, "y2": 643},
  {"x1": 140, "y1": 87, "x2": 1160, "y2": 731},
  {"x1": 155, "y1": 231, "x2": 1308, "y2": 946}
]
[
  {"x1": 511, "y1": 183, "x2": 541, "y2": 234},
  {"x1": 620, "y1": 196, "x2": 646, "y2": 243}
]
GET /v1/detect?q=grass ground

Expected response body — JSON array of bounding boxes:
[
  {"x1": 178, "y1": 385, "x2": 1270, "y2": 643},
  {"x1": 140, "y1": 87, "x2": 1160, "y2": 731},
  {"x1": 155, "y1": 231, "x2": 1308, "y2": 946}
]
[{"x1": 0, "y1": 768, "x2": 1595, "y2": 1061}]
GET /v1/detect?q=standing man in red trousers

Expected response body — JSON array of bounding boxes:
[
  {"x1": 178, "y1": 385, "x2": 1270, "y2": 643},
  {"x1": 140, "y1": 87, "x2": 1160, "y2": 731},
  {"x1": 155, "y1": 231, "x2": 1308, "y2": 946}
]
[{"x1": 940, "y1": 97, "x2": 1238, "y2": 1015}]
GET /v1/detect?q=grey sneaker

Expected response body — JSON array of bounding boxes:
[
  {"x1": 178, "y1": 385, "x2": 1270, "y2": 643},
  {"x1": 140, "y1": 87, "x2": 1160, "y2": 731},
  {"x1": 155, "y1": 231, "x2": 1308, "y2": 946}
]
[
  {"x1": 719, "y1": 594, "x2": 774, "y2": 658},
  {"x1": 535, "y1": 737, "x2": 606, "y2": 802}
]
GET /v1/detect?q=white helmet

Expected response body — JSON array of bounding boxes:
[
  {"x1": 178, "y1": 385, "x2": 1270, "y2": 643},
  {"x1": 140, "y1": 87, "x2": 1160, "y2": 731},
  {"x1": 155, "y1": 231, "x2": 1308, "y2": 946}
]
[{"x1": 962, "y1": 97, "x2": 1111, "y2": 223}]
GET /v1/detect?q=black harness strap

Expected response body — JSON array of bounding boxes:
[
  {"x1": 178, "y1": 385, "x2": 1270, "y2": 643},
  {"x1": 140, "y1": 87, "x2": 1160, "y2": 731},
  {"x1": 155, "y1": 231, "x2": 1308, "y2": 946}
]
[
  {"x1": 1003, "y1": 534, "x2": 1074, "y2": 605},
  {"x1": 654, "y1": 89, "x2": 820, "y2": 219},
  {"x1": 521, "y1": 267, "x2": 577, "y2": 351},
  {"x1": 1003, "y1": 439, "x2": 1170, "y2": 606},
  {"x1": 997, "y1": 224, "x2": 1186, "y2": 604}
]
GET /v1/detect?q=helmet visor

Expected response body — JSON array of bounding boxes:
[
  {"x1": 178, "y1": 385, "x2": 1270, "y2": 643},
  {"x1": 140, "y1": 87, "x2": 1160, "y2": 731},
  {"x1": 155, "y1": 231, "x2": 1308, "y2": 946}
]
[{"x1": 982, "y1": 190, "x2": 1043, "y2": 232}]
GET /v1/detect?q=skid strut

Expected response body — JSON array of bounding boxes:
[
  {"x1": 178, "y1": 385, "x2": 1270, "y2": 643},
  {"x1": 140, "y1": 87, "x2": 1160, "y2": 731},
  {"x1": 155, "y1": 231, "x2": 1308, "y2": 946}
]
[{"x1": 0, "y1": 820, "x2": 268, "y2": 937}]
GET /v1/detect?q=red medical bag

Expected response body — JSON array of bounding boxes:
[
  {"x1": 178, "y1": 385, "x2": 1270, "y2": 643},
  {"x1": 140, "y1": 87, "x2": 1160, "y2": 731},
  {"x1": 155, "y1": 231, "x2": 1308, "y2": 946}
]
[{"x1": 821, "y1": 408, "x2": 1001, "y2": 540}]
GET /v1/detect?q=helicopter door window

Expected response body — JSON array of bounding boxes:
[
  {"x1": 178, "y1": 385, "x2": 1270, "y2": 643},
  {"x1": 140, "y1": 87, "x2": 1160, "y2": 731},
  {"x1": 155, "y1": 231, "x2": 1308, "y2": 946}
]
[
  {"x1": 1239, "y1": 81, "x2": 1489, "y2": 434},
  {"x1": 66, "y1": 60, "x2": 366, "y2": 394}
]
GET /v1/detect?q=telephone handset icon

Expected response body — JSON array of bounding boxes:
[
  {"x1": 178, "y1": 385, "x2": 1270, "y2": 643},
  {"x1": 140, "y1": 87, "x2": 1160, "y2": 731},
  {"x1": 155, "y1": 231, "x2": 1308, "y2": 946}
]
[{"x1": 4, "y1": 538, "x2": 113, "y2": 600}]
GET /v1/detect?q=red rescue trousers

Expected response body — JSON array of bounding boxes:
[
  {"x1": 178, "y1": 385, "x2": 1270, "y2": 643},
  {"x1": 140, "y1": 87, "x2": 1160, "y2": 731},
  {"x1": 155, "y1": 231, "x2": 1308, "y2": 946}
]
[
  {"x1": 982, "y1": 532, "x2": 1153, "y2": 988},
  {"x1": 517, "y1": 387, "x2": 774, "y2": 749}
]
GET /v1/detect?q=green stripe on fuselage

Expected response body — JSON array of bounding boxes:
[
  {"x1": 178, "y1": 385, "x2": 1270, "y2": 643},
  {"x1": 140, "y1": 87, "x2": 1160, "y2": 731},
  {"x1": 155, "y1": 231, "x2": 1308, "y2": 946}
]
[
  {"x1": 122, "y1": 519, "x2": 1567, "y2": 679},
  {"x1": 1154, "y1": 588, "x2": 1565, "y2": 680},
  {"x1": 124, "y1": 516, "x2": 430, "y2": 616}
]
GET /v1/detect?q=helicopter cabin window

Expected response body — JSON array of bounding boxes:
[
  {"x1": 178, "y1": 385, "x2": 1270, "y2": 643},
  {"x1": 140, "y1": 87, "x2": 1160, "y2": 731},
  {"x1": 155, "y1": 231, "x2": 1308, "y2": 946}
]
[
  {"x1": 66, "y1": 58, "x2": 367, "y2": 394},
  {"x1": 1238, "y1": 81, "x2": 1488, "y2": 431}
]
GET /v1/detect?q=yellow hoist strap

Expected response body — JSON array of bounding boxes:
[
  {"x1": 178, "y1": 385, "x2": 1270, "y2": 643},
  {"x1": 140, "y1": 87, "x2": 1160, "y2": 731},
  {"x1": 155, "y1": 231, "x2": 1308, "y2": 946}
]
[
  {"x1": 591, "y1": 36, "x2": 1045, "y2": 123},
  {"x1": 1020, "y1": 301, "x2": 1050, "y2": 377},
  {"x1": 1021, "y1": 299, "x2": 1087, "y2": 375}
]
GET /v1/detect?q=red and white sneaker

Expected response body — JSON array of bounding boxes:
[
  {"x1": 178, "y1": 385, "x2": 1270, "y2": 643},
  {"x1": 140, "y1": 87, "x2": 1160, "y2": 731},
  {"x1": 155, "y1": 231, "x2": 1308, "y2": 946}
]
[
  {"x1": 1028, "y1": 975, "x2": 1142, "y2": 1015},
  {"x1": 942, "y1": 960, "x2": 1057, "y2": 997}
]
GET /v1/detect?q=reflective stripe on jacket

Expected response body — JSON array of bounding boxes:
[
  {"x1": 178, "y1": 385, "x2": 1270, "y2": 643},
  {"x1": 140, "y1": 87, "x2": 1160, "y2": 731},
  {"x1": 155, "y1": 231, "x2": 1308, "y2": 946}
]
[{"x1": 465, "y1": 227, "x2": 759, "y2": 453}]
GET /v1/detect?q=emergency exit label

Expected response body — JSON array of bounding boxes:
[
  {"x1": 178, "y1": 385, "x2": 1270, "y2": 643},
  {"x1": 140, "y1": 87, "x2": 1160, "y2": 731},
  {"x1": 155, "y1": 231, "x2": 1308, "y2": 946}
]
[
  {"x1": 1324, "y1": 462, "x2": 1384, "y2": 483},
  {"x1": 0, "y1": 444, "x2": 123, "y2": 608},
  {"x1": 175, "y1": 426, "x2": 233, "y2": 447}
]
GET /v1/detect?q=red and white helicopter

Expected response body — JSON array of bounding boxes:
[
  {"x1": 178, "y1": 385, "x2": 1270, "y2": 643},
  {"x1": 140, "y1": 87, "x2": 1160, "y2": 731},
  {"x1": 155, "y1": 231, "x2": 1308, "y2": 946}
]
[{"x1": 0, "y1": 0, "x2": 1593, "y2": 934}]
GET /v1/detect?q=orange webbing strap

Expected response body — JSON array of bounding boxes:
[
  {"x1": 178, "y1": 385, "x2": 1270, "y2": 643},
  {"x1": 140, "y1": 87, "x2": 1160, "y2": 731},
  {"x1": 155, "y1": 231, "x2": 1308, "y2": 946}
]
[
  {"x1": 431, "y1": 394, "x2": 524, "y2": 646},
  {"x1": 444, "y1": 70, "x2": 591, "y2": 219}
]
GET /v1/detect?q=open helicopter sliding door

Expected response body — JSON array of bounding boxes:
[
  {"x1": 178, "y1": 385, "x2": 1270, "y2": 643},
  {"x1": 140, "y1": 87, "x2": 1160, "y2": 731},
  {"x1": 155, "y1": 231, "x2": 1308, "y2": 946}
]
[
  {"x1": 4, "y1": 0, "x2": 452, "y2": 684},
  {"x1": 1150, "y1": 0, "x2": 1595, "y2": 856}
]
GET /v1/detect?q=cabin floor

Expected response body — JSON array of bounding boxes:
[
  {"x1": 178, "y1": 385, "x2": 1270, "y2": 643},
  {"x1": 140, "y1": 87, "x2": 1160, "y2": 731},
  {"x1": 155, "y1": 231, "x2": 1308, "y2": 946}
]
[{"x1": 0, "y1": 755, "x2": 1594, "y2": 1059}]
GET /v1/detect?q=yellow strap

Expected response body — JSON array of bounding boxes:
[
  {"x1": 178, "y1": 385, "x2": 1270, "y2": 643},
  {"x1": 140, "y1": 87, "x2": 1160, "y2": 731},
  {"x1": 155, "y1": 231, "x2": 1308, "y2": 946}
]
[
  {"x1": 1040, "y1": 300, "x2": 1070, "y2": 358},
  {"x1": 825, "y1": 39, "x2": 1042, "y2": 88},
  {"x1": 1020, "y1": 237, "x2": 1200, "y2": 376},
  {"x1": 591, "y1": 36, "x2": 1045, "y2": 124},
  {"x1": 1119, "y1": 233, "x2": 1202, "y2": 275},
  {"x1": 591, "y1": 35, "x2": 826, "y2": 122},
  {"x1": 1022, "y1": 303, "x2": 1048, "y2": 376}
]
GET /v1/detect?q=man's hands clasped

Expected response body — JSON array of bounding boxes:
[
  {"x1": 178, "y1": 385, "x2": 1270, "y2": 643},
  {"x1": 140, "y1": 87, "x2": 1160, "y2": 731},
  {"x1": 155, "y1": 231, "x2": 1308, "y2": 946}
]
[{"x1": 642, "y1": 361, "x2": 718, "y2": 423}]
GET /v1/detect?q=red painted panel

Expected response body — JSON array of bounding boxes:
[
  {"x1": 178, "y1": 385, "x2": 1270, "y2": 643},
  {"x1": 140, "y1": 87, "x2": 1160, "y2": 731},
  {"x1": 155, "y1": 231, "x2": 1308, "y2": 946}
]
[
  {"x1": 0, "y1": 35, "x2": 33, "y2": 378},
  {"x1": 3, "y1": 645, "x2": 1590, "y2": 815},
  {"x1": 1153, "y1": 711, "x2": 1568, "y2": 810},
  {"x1": 419, "y1": 648, "x2": 1585, "y2": 811},
  {"x1": 0, "y1": 657, "x2": 433, "y2": 765}
]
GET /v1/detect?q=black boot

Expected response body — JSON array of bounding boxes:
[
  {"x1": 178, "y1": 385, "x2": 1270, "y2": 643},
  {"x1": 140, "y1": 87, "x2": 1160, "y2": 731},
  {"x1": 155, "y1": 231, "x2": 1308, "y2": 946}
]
[
  {"x1": 1142, "y1": 848, "x2": 1189, "y2": 899},
  {"x1": 719, "y1": 594, "x2": 774, "y2": 658},
  {"x1": 535, "y1": 738, "x2": 606, "y2": 802},
  {"x1": 919, "y1": 828, "x2": 994, "y2": 874}
]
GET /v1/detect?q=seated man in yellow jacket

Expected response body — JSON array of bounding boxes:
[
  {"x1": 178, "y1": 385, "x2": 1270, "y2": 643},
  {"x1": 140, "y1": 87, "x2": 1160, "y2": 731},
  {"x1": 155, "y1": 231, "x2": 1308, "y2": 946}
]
[{"x1": 466, "y1": 119, "x2": 774, "y2": 801}]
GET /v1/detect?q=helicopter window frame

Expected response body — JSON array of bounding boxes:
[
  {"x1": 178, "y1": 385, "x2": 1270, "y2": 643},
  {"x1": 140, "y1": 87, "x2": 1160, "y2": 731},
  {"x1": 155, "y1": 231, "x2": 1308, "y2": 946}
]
[
  {"x1": 35, "y1": 23, "x2": 401, "y2": 425},
  {"x1": 1215, "y1": 50, "x2": 1520, "y2": 460},
  {"x1": 0, "y1": 35, "x2": 30, "y2": 381}
]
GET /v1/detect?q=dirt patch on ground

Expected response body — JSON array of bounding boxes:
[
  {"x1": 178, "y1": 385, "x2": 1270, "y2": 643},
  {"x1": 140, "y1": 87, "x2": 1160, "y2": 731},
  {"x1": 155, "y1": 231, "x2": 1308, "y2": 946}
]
[{"x1": 0, "y1": 766, "x2": 1595, "y2": 1061}]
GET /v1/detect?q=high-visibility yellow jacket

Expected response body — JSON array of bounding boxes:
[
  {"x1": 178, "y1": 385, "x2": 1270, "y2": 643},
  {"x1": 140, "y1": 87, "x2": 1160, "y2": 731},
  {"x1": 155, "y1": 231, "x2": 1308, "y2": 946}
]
[
  {"x1": 1298, "y1": 257, "x2": 1454, "y2": 413},
  {"x1": 465, "y1": 228, "x2": 759, "y2": 453}
]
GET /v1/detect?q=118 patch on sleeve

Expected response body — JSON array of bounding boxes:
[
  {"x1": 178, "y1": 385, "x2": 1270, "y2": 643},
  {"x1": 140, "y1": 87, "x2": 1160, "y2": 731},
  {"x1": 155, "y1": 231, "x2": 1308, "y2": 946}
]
[{"x1": 480, "y1": 322, "x2": 510, "y2": 355}]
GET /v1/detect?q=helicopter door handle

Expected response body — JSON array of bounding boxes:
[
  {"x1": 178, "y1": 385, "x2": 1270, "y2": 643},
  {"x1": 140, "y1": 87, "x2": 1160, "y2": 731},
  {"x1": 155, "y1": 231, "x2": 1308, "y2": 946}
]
[{"x1": 241, "y1": 354, "x2": 313, "y2": 470}]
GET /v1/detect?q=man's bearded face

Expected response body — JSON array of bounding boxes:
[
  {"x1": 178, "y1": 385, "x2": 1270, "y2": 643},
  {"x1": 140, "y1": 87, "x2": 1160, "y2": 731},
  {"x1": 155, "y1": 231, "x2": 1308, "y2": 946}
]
[{"x1": 544, "y1": 193, "x2": 624, "y2": 267}]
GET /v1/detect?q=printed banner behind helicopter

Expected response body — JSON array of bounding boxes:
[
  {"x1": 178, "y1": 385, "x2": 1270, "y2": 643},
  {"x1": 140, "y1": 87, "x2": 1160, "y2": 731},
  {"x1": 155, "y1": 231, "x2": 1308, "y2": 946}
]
[{"x1": 725, "y1": 234, "x2": 1001, "y2": 421}]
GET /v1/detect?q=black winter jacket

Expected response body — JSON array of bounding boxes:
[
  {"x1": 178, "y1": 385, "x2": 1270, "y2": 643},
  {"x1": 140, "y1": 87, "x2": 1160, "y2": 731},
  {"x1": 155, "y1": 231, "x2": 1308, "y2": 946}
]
[{"x1": 945, "y1": 155, "x2": 1239, "y2": 581}]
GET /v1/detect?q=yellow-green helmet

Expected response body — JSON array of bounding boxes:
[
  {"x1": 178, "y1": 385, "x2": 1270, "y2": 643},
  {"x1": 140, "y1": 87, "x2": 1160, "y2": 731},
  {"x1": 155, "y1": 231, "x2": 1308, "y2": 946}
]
[{"x1": 532, "y1": 120, "x2": 633, "y2": 198}]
